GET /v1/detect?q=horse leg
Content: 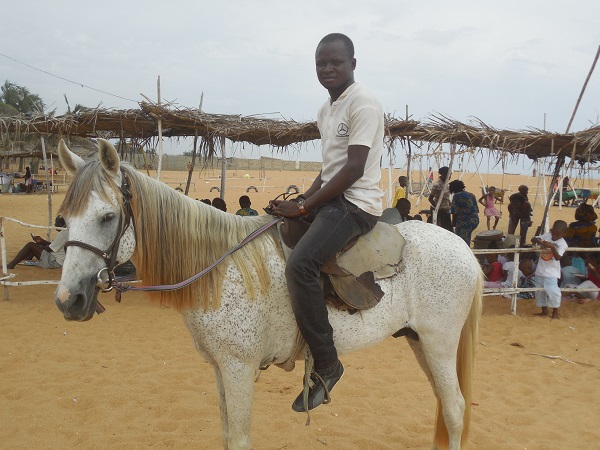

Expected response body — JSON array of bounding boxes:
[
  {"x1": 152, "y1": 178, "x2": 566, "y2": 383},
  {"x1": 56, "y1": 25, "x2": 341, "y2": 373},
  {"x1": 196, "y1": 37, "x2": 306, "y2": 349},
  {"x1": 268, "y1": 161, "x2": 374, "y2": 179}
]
[
  {"x1": 417, "y1": 337, "x2": 465, "y2": 450},
  {"x1": 218, "y1": 359, "x2": 256, "y2": 450},
  {"x1": 213, "y1": 367, "x2": 230, "y2": 449},
  {"x1": 406, "y1": 338, "x2": 436, "y2": 392}
]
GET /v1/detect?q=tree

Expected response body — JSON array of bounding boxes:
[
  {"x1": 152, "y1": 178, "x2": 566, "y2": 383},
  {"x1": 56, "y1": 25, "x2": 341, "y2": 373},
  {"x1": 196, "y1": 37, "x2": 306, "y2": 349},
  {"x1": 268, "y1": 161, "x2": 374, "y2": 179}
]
[
  {"x1": 0, "y1": 102, "x2": 18, "y2": 116},
  {"x1": 0, "y1": 80, "x2": 45, "y2": 114}
]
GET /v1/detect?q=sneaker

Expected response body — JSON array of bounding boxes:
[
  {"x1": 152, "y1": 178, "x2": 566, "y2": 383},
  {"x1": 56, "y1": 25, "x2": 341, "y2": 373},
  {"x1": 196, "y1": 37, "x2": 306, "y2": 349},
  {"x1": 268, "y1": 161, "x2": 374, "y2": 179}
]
[{"x1": 292, "y1": 361, "x2": 344, "y2": 412}]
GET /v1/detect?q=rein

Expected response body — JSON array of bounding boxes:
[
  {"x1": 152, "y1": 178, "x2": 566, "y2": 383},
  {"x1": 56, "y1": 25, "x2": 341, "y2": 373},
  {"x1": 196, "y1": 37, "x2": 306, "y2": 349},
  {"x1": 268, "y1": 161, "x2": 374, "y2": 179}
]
[
  {"x1": 112, "y1": 216, "x2": 282, "y2": 294},
  {"x1": 64, "y1": 169, "x2": 281, "y2": 309}
]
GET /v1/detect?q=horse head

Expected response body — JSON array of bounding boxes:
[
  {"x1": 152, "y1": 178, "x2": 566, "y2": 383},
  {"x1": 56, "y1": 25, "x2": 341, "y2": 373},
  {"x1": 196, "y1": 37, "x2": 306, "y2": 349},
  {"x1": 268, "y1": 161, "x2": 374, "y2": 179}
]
[{"x1": 55, "y1": 139, "x2": 136, "y2": 321}]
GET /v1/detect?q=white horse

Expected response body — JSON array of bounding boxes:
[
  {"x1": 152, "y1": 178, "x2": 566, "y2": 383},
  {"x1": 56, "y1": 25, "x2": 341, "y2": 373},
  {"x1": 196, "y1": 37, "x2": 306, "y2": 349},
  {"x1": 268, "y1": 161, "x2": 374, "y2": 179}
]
[{"x1": 54, "y1": 139, "x2": 483, "y2": 450}]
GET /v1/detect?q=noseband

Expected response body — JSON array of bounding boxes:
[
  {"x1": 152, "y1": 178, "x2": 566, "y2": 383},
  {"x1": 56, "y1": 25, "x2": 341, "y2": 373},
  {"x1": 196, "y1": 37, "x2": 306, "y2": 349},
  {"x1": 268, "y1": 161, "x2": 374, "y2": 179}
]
[{"x1": 64, "y1": 171, "x2": 133, "y2": 292}]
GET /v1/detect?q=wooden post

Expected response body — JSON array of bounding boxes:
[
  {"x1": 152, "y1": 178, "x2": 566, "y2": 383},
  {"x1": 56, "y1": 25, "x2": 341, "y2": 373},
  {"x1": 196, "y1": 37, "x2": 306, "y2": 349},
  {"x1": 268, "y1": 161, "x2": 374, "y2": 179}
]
[
  {"x1": 1, "y1": 217, "x2": 9, "y2": 301},
  {"x1": 185, "y1": 131, "x2": 199, "y2": 196},
  {"x1": 565, "y1": 45, "x2": 600, "y2": 134},
  {"x1": 156, "y1": 76, "x2": 164, "y2": 181},
  {"x1": 405, "y1": 105, "x2": 412, "y2": 190},
  {"x1": 40, "y1": 137, "x2": 52, "y2": 240},
  {"x1": 220, "y1": 136, "x2": 226, "y2": 199},
  {"x1": 184, "y1": 94, "x2": 204, "y2": 196},
  {"x1": 387, "y1": 139, "x2": 393, "y2": 207}
]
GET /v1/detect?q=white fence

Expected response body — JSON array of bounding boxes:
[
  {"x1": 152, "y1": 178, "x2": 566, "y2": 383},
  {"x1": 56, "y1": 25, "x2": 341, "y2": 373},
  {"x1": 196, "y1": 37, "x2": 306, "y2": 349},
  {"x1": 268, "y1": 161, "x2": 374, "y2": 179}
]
[{"x1": 3, "y1": 215, "x2": 600, "y2": 313}]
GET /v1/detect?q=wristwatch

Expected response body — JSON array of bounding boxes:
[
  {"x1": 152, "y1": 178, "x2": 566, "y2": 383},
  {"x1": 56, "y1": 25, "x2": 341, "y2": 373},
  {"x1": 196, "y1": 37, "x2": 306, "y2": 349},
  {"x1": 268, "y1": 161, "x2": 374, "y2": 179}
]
[{"x1": 297, "y1": 198, "x2": 309, "y2": 216}]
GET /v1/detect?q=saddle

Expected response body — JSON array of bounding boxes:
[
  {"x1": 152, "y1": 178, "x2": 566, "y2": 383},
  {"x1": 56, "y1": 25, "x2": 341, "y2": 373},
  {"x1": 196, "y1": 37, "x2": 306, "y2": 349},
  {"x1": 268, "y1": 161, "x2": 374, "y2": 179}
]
[{"x1": 278, "y1": 219, "x2": 406, "y2": 311}]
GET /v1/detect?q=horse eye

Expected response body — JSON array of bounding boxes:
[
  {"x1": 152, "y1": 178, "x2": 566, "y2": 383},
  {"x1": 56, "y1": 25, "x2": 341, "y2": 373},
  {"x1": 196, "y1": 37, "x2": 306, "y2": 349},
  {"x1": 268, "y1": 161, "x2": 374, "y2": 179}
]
[{"x1": 102, "y1": 213, "x2": 116, "y2": 223}]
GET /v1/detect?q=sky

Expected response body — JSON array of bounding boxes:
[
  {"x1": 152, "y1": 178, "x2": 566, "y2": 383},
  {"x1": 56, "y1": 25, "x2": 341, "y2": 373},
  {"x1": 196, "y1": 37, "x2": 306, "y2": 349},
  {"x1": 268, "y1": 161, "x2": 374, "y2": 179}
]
[{"x1": 2, "y1": 0, "x2": 599, "y2": 172}]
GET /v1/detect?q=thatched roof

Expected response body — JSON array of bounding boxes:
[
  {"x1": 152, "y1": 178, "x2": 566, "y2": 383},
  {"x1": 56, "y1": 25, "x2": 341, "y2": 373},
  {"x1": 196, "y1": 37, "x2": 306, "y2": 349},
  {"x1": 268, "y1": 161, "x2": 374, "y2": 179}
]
[{"x1": 1, "y1": 102, "x2": 599, "y2": 162}]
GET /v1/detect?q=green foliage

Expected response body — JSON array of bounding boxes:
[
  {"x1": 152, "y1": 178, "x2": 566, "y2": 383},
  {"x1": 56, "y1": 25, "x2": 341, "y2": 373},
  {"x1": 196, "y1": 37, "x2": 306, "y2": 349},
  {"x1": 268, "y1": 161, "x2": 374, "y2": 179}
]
[
  {"x1": 0, "y1": 101, "x2": 19, "y2": 116},
  {"x1": 1, "y1": 80, "x2": 45, "y2": 114}
]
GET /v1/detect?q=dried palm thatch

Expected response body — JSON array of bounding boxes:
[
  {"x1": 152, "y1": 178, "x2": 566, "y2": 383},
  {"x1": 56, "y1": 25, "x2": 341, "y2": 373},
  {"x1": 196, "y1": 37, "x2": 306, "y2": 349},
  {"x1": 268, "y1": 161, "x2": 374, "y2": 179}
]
[{"x1": 1, "y1": 101, "x2": 599, "y2": 162}]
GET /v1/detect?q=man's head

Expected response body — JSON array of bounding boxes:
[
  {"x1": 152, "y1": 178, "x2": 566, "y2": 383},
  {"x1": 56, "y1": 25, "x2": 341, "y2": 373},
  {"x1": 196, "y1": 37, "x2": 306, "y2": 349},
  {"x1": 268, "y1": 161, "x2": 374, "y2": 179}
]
[
  {"x1": 398, "y1": 176, "x2": 408, "y2": 187},
  {"x1": 239, "y1": 195, "x2": 251, "y2": 209},
  {"x1": 315, "y1": 33, "x2": 356, "y2": 99},
  {"x1": 519, "y1": 258, "x2": 535, "y2": 276},
  {"x1": 54, "y1": 215, "x2": 66, "y2": 228},
  {"x1": 550, "y1": 220, "x2": 568, "y2": 240},
  {"x1": 438, "y1": 166, "x2": 450, "y2": 182},
  {"x1": 395, "y1": 198, "x2": 411, "y2": 217},
  {"x1": 518, "y1": 185, "x2": 529, "y2": 196},
  {"x1": 448, "y1": 180, "x2": 465, "y2": 194}
]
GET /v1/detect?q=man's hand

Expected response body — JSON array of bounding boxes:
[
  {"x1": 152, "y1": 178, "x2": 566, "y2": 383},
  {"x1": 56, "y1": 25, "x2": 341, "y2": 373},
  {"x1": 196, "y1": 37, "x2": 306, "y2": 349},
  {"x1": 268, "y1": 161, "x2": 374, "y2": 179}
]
[{"x1": 270, "y1": 199, "x2": 303, "y2": 218}]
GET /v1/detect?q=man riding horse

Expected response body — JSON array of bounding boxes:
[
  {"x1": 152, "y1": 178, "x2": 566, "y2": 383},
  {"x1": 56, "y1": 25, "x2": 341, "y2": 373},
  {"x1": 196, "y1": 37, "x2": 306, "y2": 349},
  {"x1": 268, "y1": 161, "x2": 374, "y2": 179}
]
[{"x1": 271, "y1": 33, "x2": 384, "y2": 412}]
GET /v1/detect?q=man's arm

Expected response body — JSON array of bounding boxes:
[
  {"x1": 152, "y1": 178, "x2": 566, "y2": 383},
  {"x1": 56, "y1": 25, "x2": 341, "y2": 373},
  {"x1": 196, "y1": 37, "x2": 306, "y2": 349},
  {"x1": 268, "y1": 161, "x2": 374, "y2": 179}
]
[
  {"x1": 272, "y1": 145, "x2": 370, "y2": 218},
  {"x1": 428, "y1": 185, "x2": 439, "y2": 207},
  {"x1": 302, "y1": 171, "x2": 323, "y2": 199}
]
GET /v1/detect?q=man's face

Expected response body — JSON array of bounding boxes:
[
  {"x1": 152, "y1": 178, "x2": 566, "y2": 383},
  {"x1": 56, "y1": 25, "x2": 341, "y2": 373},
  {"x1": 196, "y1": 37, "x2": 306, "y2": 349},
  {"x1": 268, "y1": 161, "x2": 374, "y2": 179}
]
[
  {"x1": 550, "y1": 225, "x2": 566, "y2": 240},
  {"x1": 399, "y1": 177, "x2": 408, "y2": 187},
  {"x1": 315, "y1": 40, "x2": 356, "y2": 93},
  {"x1": 398, "y1": 204, "x2": 411, "y2": 217}
]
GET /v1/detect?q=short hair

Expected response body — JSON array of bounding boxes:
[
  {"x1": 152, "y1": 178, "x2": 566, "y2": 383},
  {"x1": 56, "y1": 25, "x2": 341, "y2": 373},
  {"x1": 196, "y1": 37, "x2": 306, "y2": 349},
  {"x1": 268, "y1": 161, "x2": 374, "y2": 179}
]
[
  {"x1": 239, "y1": 195, "x2": 251, "y2": 208},
  {"x1": 396, "y1": 198, "x2": 411, "y2": 208},
  {"x1": 318, "y1": 33, "x2": 354, "y2": 58},
  {"x1": 212, "y1": 197, "x2": 227, "y2": 212},
  {"x1": 448, "y1": 180, "x2": 465, "y2": 194},
  {"x1": 553, "y1": 220, "x2": 568, "y2": 231},
  {"x1": 439, "y1": 166, "x2": 449, "y2": 176},
  {"x1": 55, "y1": 215, "x2": 66, "y2": 228}
]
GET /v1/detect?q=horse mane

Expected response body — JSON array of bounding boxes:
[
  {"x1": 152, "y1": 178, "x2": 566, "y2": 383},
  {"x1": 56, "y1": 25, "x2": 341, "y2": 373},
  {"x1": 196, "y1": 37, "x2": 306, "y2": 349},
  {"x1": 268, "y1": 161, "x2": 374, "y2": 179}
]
[{"x1": 59, "y1": 161, "x2": 280, "y2": 312}]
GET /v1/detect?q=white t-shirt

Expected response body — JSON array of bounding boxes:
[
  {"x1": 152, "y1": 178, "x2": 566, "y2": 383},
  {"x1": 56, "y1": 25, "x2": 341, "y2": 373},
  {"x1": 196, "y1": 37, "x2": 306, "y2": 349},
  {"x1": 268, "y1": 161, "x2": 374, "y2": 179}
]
[
  {"x1": 49, "y1": 229, "x2": 69, "y2": 266},
  {"x1": 534, "y1": 232, "x2": 568, "y2": 278},
  {"x1": 318, "y1": 82, "x2": 384, "y2": 216},
  {"x1": 501, "y1": 261, "x2": 523, "y2": 288}
]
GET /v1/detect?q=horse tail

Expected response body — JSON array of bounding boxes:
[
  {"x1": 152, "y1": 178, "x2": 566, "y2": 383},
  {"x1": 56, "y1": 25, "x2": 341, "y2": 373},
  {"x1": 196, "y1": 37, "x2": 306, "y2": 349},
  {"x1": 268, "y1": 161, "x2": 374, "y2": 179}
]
[{"x1": 433, "y1": 266, "x2": 483, "y2": 449}]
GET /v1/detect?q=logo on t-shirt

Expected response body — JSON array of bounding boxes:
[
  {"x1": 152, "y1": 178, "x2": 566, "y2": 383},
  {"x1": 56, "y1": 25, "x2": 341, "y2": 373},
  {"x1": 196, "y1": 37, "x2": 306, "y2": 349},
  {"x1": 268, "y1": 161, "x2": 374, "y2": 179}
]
[
  {"x1": 336, "y1": 123, "x2": 349, "y2": 137},
  {"x1": 540, "y1": 249, "x2": 554, "y2": 261}
]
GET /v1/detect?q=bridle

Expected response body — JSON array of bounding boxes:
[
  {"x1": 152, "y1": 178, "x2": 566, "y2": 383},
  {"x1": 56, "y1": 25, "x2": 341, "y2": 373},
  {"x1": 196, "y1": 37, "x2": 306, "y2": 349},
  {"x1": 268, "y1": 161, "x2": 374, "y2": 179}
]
[
  {"x1": 61, "y1": 170, "x2": 282, "y2": 312},
  {"x1": 64, "y1": 170, "x2": 133, "y2": 293}
]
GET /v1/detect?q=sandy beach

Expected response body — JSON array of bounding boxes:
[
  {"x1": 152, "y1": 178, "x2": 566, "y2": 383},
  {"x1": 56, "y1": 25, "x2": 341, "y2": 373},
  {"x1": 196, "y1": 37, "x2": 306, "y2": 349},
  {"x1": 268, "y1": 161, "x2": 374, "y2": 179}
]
[{"x1": 1, "y1": 167, "x2": 600, "y2": 449}]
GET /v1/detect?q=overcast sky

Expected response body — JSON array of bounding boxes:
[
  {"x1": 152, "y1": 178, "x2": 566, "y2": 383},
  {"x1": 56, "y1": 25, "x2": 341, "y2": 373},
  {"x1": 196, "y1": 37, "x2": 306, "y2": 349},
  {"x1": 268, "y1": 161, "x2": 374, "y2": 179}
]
[{"x1": 2, "y1": 0, "x2": 599, "y2": 169}]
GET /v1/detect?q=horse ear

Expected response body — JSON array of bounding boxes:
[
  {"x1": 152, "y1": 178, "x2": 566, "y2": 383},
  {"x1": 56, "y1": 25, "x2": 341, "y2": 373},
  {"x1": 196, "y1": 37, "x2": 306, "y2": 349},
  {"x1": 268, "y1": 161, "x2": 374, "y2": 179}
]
[
  {"x1": 97, "y1": 138, "x2": 120, "y2": 176},
  {"x1": 58, "y1": 139, "x2": 86, "y2": 175}
]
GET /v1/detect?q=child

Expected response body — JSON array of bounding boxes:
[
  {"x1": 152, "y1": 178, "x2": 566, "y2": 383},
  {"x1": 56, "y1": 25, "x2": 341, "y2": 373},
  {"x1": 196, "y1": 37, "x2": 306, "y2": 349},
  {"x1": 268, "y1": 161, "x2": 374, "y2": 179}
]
[
  {"x1": 479, "y1": 186, "x2": 502, "y2": 230},
  {"x1": 565, "y1": 254, "x2": 600, "y2": 304},
  {"x1": 235, "y1": 195, "x2": 258, "y2": 216},
  {"x1": 531, "y1": 220, "x2": 568, "y2": 319},
  {"x1": 483, "y1": 253, "x2": 503, "y2": 288},
  {"x1": 517, "y1": 258, "x2": 536, "y2": 299},
  {"x1": 501, "y1": 249, "x2": 522, "y2": 289}
]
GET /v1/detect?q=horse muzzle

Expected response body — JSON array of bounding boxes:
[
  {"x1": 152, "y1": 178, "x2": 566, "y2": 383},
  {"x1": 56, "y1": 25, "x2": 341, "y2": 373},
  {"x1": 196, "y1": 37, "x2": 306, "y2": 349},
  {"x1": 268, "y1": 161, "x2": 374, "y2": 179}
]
[{"x1": 55, "y1": 277, "x2": 99, "y2": 321}]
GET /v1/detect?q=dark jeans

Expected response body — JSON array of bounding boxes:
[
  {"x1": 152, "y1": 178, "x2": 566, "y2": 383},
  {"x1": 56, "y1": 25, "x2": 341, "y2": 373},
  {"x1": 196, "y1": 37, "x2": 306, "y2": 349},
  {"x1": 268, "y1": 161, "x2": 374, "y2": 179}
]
[
  {"x1": 508, "y1": 215, "x2": 530, "y2": 247},
  {"x1": 436, "y1": 209, "x2": 453, "y2": 232},
  {"x1": 285, "y1": 196, "x2": 378, "y2": 373}
]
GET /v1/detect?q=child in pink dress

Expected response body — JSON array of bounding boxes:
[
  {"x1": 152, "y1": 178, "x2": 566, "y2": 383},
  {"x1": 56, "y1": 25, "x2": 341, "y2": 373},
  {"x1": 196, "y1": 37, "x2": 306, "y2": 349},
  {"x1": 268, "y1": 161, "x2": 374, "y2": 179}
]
[{"x1": 479, "y1": 186, "x2": 501, "y2": 230}]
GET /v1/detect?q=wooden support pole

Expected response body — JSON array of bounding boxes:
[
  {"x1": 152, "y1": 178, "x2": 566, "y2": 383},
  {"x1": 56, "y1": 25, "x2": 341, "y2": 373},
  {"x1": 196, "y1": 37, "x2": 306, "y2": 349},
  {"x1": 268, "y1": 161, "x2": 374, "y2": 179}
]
[
  {"x1": 220, "y1": 136, "x2": 226, "y2": 199},
  {"x1": 156, "y1": 75, "x2": 164, "y2": 181},
  {"x1": 40, "y1": 136, "x2": 52, "y2": 240}
]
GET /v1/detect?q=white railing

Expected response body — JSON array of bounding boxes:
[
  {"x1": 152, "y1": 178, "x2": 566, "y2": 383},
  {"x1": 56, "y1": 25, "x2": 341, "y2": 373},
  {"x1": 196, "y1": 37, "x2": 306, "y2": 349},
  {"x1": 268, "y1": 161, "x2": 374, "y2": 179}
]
[
  {"x1": 473, "y1": 246, "x2": 600, "y2": 314},
  {"x1": 3, "y1": 215, "x2": 600, "y2": 315}
]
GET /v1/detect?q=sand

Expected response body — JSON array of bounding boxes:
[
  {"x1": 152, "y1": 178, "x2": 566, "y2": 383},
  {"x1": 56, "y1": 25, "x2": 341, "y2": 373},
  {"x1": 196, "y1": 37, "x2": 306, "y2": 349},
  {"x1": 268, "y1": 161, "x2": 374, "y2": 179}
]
[{"x1": 1, "y1": 167, "x2": 600, "y2": 449}]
